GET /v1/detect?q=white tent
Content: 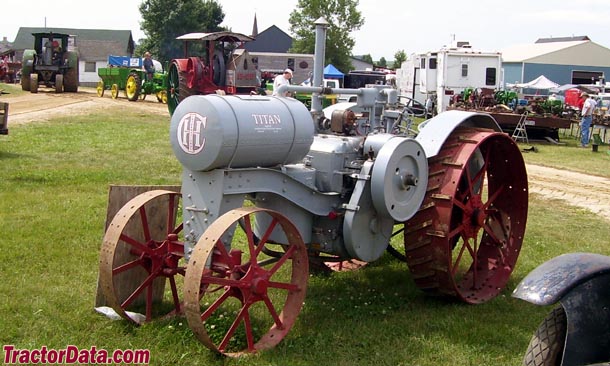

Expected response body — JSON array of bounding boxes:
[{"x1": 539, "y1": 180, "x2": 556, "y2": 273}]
[{"x1": 508, "y1": 75, "x2": 560, "y2": 89}]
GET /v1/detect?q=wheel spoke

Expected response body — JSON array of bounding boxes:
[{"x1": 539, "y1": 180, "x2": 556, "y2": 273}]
[
  {"x1": 120, "y1": 268, "x2": 160, "y2": 309},
  {"x1": 138, "y1": 206, "x2": 152, "y2": 242},
  {"x1": 213, "y1": 239, "x2": 234, "y2": 267},
  {"x1": 112, "y1": 257, "x2": 145, "y2": 275},
  {"x1": 218, "y1": 303, "x2": 251, "y2": 351},
  {"x1": 241, "y1": 215, "x2": 258, "y2": 265},
  {"x1": 169, "y1": 275, "x2": 181, "y2": 312},
  {"x1": 201, "y1": 274, "x2": 248, "y2": 289},
  {"x1": 483, "y1": 185, "x2": 504, "y2": 209},
  {"x1": 267, "y1": 245, "x2": 296, "y2": 277},
  {"x1": 267, "y1": 280, "x2": 300, "y2": 292},
  {"x1": 262, "y1": 295, "x2": 283, "y2": 329},
  {"x1": 119, "y1": 233, "x2": 154, "y2": 256},
  {"x1": 254, "y1": 217, "x2": 280, "y2": 257},
  {"x1": 451, "y1": 237, "x2": 469, "y2": 276},
  {"x1": 200, "y1": 289, "x2": 232, "y2": 322},
  {"x1": 447, "y1": 222, "x2": 466, "y2": 242},
  {"x1": 471, "y1": 236, "x2": 479, "y2": 289}
]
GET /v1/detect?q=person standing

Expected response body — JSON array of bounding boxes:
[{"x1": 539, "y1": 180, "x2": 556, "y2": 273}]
[
  {"x1": 272, "y1": 69, "x2": 293, "y2": 96},
  {"x1": 579, "y1": 92, "x2": 597, "y2": 147}
]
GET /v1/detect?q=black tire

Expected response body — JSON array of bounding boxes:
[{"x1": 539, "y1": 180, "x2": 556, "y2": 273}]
[
  {"x1": 523, "y1": 306, "x2": 567, "y2": 366},
  {"x1": 63, "y1": 51, "x2": 79, "y2": 92},
  {"x1": 21, "y1": 74, "x2": 31, "y2": 91},
  {"x1": 212, "y1": 50, "x2": 226, "y2": 86},
  {"x1": 30, "y1": 73, "x2": 39, "y2": 93},
  {"x1": 55, "y1": 74, "x2": 63, "y2": 93}
]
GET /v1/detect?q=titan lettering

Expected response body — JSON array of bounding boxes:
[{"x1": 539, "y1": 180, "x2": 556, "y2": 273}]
[{"x1": 252, "y1": 114, "x2": 281, "y2": 125}]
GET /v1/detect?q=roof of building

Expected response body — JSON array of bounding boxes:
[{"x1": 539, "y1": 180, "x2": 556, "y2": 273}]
[
  {"x1": 501, "y1": 38, "x2": 610, "y2": 68},
  {"x1": 501, "y1": 40, "x2": 588, "y2": 62},
  {"x1": 535, "y1": 36, "x2": 590, "y2": 43},
  {"x1": 12, "y1": 27, "x2": 135, "y2": 58},
  {"x1": 244, "y1": 25, "x2": 292, "y2": 53}
]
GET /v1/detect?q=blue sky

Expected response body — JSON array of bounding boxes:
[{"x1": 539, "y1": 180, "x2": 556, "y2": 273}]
[{"x1": 2, "y1": 0, "x2": 609, "y2": 60}]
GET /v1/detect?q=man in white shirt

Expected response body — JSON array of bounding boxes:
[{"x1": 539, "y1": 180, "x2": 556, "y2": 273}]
[
  {"x1": 272, "y1": 69, "x2": 293, "y2": 97},
  {"x1": 580, "y1": 92, "x2": 597, "y2": 147}
]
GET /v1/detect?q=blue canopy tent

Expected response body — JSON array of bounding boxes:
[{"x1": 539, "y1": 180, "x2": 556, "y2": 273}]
[{"x1": 323, "y1": 64, "x2": 344, "y2": 81}]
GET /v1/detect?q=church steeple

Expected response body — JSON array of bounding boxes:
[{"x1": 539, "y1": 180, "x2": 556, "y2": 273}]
[{"x1": 251, "y1": 13, "x2": 258, "y2": 38}]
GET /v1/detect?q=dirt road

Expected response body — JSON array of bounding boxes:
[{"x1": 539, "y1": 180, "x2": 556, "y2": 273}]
[
  {"x1": 6, "y1": 87, "x2": 168, "y2": 125},
  {"x1": 4, "y1": 88, "x2": 610, "y2": 222}
]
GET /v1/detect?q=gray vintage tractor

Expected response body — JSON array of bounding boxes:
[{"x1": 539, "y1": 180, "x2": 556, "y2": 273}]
[
  {"x1": 21, "y1": 32, "x2": 79, "y2": 93},
  {"x1": 98, "y1": 19, "x2": 528, "y2": 356}
]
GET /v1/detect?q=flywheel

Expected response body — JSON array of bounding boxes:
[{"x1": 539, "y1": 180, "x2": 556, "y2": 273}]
[{"x1": 404, "y1": 127, "x2": 528, "y2": 304}]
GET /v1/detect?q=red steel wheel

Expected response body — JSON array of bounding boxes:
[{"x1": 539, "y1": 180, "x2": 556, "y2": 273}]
[
  {"x1": 404, "y1": 127, "x2": 528, "y2": 303},
  {"x1": 184, "y1": 207, "x2": 308, "y2": 356},
  {"x1": 99, "y1": 190, "x2": 185, "y2": 323}
]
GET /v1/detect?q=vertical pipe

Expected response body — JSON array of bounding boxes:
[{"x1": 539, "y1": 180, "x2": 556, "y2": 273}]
[{"x1": 312, "y1": 17, "x2": 329, "y2": 113}]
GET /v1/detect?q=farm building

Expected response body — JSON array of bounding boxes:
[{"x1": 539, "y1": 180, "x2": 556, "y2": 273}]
[
  {"x1": 501, "y1": 36, "x2": 610, "y2": 87},
  {"x1": 243, "y1": 17, "x2": 371, "y2": 82},
  {"x1": 10, "y1": 27, "x2": 135, "y2": 87}
]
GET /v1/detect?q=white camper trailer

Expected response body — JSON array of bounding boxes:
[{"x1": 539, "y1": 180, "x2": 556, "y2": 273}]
[{"x1": 398, "y1": 42, "x2": 502, "y2": 115}]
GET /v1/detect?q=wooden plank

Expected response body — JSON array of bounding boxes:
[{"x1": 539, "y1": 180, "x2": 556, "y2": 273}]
[
  {"x1": 0, "y1": 102, "x2": 8, "y2": 135},
  {"x1": 94, "y1": 185, "x2": 181, "y2": 308}
]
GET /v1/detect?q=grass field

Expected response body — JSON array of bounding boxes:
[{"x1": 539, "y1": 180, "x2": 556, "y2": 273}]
[{"x1": 1, "y1": 102, "x2": 609, "y2": 365}]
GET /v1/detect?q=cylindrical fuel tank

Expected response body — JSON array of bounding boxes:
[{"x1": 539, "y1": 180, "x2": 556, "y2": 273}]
[{"x1": 170, "y1": 95, "x2": 315, "y2": 172}]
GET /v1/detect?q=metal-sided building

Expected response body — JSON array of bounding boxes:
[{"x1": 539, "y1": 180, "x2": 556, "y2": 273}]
[{"x1": 502, "y1": 36, "x2": 610, "y2": 86}]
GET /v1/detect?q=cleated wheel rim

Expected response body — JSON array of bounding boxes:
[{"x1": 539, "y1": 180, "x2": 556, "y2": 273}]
[
  {"x1": 99, "y1": 190, "x2": 185, "y2": 323},
  {"x1": 184, "y1": 207, "x2": 308, "y2": 357},
  {"x1": 404, "y1": 128, "x2": 528, "y2": 304}
]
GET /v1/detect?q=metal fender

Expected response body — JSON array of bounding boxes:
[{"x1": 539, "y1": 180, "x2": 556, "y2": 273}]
[
  {"x1": 512, "y1": 252, "x2": 610, "y2": 305},
  {"x1": 415, "y1": 110, "x2": 502, "y2": 158},
  {"x1": 514, "y1": 253, "x2": 610, "y2": 366}
]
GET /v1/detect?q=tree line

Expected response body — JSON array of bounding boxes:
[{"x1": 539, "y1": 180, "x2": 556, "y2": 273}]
[{"x1": 136, "y1": 0, "x2": 408, "y2": 72}]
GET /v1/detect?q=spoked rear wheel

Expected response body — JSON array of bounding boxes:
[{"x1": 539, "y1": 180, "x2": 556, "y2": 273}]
[
  {"x1": 184, "y1": 207, "x2": 308, "y2": 356},
  {"x1": 404, "y1": 128, "x2": 528, "y2": 303},
  {"x1": 99, "y1": 190, "x2": 185, "y2": 323}
]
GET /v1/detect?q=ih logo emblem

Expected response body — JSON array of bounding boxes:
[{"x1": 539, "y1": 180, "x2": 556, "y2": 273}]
[{"x1": 177, "y1": 113, "x2": 206, "y2": 155}]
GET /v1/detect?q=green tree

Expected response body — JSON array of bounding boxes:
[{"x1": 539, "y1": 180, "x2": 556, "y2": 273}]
[
  {"x1": 360, "y1": 54, "x2": 373, "y2": 65},
  {"x1": 137, "y1": 0, "x2": 225, "y2": 62},
  {"x1": 378, "y1": 57, "x2": 387, "y2": 68},
  {"x1": 288, "y1": 0, "x2": 364, "y2": 73},
  {"x1": 393, "y1": 49, "x2": 407, "y2": 69}
]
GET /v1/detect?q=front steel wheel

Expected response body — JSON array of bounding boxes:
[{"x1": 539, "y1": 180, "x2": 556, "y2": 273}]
[
  {"x1": 404, "y1": 127, "x2": 528, "y2": 303},
  {"x1": 99, "y1": 190, "x2": 185, "y2": 323},
  {"x1": 184, "y1": 207, "x2": 308, "y2": 356}
]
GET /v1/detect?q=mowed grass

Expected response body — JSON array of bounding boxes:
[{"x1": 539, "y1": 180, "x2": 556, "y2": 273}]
[
  {"x1": 518, "y1": 128, "x2": 610, "y2": 178},
  {"x1": 1, "y1": 101, "x2": 609, "y2": 366}
]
